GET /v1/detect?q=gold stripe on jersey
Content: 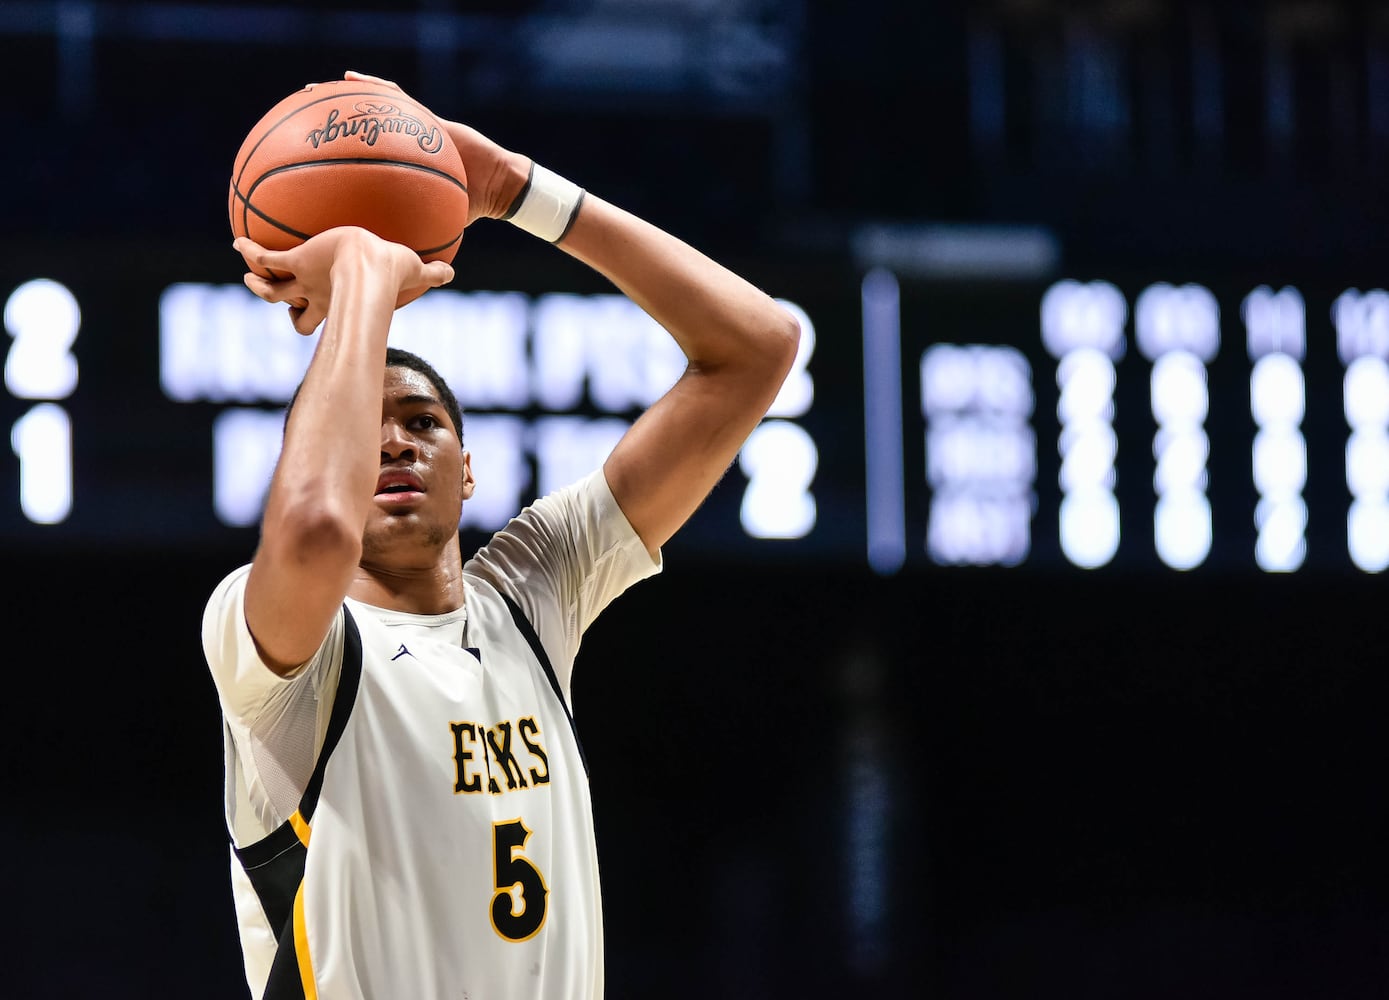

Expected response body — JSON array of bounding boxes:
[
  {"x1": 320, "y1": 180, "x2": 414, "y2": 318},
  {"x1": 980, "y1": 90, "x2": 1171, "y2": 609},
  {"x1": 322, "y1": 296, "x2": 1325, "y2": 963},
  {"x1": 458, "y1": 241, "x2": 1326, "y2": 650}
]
[
  {"x1": 289, "y1": 809, "x2": 312, "y2": 847},
  {"x1": 293, "y1": 880, "x2": 318, "y2": 999}
]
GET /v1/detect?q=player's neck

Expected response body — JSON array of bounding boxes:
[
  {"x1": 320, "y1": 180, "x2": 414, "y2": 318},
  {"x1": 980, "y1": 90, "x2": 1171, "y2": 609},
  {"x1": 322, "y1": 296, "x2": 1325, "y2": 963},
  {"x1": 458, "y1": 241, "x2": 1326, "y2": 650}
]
[{"x1": 351, "y1": 547, "x2": 465, "y2": 615}]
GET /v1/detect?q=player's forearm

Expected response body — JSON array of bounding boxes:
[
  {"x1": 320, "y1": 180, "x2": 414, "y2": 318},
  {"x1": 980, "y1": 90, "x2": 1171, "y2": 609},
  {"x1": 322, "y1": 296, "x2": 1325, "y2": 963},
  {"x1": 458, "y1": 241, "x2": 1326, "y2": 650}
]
[
  {"x1": 262, "y1": 250, "x2": 398, "y2": 553},
  {"x1": 247, "y1": 252, "x2": 397, "y2": 671}
]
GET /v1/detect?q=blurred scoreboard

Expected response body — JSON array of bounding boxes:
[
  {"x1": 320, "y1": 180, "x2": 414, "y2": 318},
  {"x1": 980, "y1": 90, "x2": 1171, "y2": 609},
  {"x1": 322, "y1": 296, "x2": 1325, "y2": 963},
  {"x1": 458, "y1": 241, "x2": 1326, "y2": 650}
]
[
  {"x1": 864, "y1": 269, "x2": 1388, "y2": 576},
  {"x1": 2, "y1": 246, "x2": 1387, "y2": 575}
]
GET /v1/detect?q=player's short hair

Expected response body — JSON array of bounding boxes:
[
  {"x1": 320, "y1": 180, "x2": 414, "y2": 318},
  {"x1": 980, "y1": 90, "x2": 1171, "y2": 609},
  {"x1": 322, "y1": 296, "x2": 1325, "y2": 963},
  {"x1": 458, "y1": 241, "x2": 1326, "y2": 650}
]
[{"x1": 284, "y1": 347, "x2": 465, "y2": 444}]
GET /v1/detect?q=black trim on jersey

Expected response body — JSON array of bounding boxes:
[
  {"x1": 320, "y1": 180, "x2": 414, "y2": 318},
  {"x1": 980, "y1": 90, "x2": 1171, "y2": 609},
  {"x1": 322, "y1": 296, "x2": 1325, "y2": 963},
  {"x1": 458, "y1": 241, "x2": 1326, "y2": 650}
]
[
  {"x1": 299, "y1": 606, "x2": 364, "y2": 823},
  {"x1": 262, "y1": 926, "x2": 309, "y2": 1000},
  {"x1": 497, "y1": 591, "x2": 589, "y2": 778},
  {"x1": 234, "y1": 825, "x2": 305, "y2": 940},
  {"x1": 230, "y1": 606, "x2": 365, "y2": 996}
]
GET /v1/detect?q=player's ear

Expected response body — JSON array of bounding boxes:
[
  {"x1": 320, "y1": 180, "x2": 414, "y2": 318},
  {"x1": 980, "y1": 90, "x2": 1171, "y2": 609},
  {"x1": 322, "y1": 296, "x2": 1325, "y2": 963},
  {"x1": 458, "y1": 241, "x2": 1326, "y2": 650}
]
[{"x1": 461, "y1": 450, "x2": 476, "y2": 500}]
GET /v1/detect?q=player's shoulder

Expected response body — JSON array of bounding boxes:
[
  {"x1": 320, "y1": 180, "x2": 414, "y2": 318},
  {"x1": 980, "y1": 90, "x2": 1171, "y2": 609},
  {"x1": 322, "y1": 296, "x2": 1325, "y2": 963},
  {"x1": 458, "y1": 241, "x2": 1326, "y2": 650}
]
[
  {"x1": 461, "y1": 551, "x2": 531, "y2": 619},
  {"x1": 521, "y1": 468, "x2": 612, "y2": 524},
  {"x1": 214, "y1": 561, "x2": 253, "y2": 592},
  {"x1": 467, "y1": 470, "x2": 595, "y2": 558},
  {"x1": 203, "y1": 562, "x2": 253, "y2": 618},
  {"x1": 508, "y1": 468, "x2": 622, "y2": 541}
]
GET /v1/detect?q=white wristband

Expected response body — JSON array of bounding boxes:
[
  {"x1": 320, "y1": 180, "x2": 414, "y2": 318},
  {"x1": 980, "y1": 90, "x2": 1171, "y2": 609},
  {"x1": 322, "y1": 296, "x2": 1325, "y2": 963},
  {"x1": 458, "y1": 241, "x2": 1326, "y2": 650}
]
[{"x1": 503, "y1": 162, "x2": 586, "y2": 243}]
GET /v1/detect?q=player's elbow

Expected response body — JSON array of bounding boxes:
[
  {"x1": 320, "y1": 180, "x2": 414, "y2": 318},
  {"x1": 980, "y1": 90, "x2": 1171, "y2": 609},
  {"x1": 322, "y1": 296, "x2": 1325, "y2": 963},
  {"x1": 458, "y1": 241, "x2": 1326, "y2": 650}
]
[
  {"x1": 760, "y1": 302, "x2": 802, "y2": 386},
  {"x1": 688, "y1": 300, "x2": 800, "y2": 400},
  {"x1": 263, "y1": 500, "x2": 364, "y2": 571},
  {"x1": 771, "y1": 303, "x2": 801, "y2": 367}
]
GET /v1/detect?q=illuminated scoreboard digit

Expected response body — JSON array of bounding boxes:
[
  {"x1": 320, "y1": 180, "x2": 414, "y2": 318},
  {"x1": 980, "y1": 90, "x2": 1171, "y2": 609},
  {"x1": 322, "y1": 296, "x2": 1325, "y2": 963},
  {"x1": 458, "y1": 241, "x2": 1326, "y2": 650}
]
[
  {"x1": 1134, "y1": 280, "x2": 1218, "y2": 571},
  {"x1": 1243, "y1": 285, "x2": 1308, "y2": 572},
  {"x1": 5, "y1": 279, "x2": 80, "y2": 525},
  {"x1": 1332, "y1": 288, "x2": 1389, "y2": 572},
  {"x1": 1041, "y1": 279, "x2": 1125, "y2": 569}
]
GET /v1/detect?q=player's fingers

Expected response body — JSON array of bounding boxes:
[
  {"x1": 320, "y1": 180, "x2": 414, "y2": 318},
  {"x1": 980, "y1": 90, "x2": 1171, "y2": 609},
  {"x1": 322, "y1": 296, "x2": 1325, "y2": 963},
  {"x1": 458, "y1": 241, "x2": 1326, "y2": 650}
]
[
  {"x1": 287, "y1": 304, "x2": 304, "y2": 328},
  {"x1": 345, "y1": 70, "x2": 402, "y2": 93},
  {"x1": 234, "y1": 239, "x2": 297, "y2": 283},
  {"x1": 290, "y1": 303, "x2": 325, "y2": 336},
  {"x1": 242, "y1": 271, "x2": 310, "y2": 309},
  {"x1": 232, "y1": 236, "x2": 271, "y2": 262},
  {"x1": 242, "y1": 272, "x2": 280, "y2": 302},
  {"x1": 393, "y1": 262, "x2": 455, "y2": 309},
  {"x1": 422, "y1": 262, "x2": 455, "y2": 288}
]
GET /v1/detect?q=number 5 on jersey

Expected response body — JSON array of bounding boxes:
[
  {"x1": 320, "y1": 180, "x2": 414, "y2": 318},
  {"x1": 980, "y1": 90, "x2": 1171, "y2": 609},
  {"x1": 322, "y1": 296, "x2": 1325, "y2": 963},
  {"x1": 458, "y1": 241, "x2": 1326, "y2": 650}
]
[{"x1": 491, "y1": 818, "x2": 548, "y2": 942}]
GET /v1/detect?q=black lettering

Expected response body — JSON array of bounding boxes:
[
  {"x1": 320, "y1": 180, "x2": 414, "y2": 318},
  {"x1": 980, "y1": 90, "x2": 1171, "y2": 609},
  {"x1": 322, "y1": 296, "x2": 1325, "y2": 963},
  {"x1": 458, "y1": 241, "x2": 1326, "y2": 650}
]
[
  {"x1": 517, "y1": 717, "x2": 550, "y2": 786},
  {"x1": 449, "y1": 722, "x2": 483, "y2": 794},
  {"x1": 480, "y1": 720, "x2": 499, "y2": 794},
  {"x1": 304, "y1": 107, "x2": 443, "y2": 155},
  {"x1": 486, "y1": 721, "x2": 529, "y2": 792},
  {"x1": 354, "y1": 116, "x2": 381, "y2": 146},
  {"x1": 417, "y1": 126, "x2": 444, "y2": 154},
  {"x1": 305, "y1": 107, "x2": 340, "y2": 149}
]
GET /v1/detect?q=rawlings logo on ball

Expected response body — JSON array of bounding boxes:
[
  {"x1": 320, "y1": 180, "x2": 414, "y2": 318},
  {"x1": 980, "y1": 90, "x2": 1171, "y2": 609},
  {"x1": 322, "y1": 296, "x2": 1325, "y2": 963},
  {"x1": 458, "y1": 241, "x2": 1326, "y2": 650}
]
[{"x1": 305, "y1": 105, "x2": 445, "y2": 154}]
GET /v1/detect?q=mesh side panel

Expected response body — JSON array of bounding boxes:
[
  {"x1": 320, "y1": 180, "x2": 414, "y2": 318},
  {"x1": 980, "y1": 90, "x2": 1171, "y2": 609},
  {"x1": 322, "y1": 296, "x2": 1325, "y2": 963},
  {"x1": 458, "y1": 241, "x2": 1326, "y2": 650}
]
[{"x1": 246, "y1": 682, "x2": 325, "y2": 825}]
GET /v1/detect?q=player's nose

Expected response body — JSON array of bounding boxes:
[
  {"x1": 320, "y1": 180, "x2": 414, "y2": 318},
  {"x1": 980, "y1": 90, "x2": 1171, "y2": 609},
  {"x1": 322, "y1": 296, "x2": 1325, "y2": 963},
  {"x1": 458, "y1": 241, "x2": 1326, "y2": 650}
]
[{"x1": 380, "y1": 419, "x2": 416, "y2": 460}]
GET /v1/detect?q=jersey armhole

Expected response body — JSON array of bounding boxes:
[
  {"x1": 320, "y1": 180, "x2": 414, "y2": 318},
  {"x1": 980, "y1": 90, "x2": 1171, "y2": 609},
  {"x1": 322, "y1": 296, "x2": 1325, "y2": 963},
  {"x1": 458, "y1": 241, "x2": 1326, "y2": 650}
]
[{"x1": 497, "y1": 591, "x2": 589, "y2": 779}]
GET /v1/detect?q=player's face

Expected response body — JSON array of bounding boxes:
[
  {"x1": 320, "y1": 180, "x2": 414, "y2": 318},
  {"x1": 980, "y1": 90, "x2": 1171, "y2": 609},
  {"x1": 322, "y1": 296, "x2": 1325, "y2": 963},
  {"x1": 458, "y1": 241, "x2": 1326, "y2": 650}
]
[{"x1": 362, "y1": 366, "x2": 473, "y2": 559}]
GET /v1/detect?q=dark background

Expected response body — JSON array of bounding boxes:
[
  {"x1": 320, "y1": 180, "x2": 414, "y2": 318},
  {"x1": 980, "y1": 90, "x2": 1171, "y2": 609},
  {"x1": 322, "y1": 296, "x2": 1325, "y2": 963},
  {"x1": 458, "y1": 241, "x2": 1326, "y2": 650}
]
[{"x1": 6, "y1": 2, "x2": 1389, "y2": 997}]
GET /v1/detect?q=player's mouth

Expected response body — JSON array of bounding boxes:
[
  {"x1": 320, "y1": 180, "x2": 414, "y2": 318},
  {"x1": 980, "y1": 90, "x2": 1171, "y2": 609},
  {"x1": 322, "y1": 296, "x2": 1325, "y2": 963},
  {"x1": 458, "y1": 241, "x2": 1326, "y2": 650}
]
[{"x1": 375, "y1": 470, "x2": 426, "y2": 505}]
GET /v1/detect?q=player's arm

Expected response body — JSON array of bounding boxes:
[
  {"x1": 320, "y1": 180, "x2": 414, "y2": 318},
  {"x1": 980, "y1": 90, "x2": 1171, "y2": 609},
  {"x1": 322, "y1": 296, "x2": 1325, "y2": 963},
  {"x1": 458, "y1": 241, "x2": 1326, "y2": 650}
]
[
  {"x1": 234, "y1": 227, "x2": 453, "y2": 675},
  {"x1": 552, "y1": 196, "x2": 799, "y2": 554}
]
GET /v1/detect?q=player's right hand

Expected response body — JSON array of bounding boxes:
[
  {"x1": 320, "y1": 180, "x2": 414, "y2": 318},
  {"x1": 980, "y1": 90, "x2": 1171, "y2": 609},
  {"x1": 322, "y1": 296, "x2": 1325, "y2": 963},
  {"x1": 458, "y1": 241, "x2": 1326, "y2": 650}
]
[{"x1": 234, "y1": 228, "x2": 455, "y2": 334}]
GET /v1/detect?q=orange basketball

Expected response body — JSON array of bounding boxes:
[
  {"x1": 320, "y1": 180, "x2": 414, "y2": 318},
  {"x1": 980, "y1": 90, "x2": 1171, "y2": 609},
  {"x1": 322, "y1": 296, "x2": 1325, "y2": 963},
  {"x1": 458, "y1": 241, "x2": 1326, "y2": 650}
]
[{"x1": 228, "y1": 79, "x2": 469, "y2": 277}]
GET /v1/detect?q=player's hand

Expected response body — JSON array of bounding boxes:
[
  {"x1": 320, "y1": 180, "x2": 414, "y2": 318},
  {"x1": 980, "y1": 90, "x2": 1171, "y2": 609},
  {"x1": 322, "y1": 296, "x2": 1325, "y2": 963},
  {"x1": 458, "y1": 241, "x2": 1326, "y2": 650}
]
[
  {"x1": 234, "y1": 228, "x2": 455, "y2": 335},
  {"x1": 342, "y1": 70, "x2": 530, "y2": 226}
]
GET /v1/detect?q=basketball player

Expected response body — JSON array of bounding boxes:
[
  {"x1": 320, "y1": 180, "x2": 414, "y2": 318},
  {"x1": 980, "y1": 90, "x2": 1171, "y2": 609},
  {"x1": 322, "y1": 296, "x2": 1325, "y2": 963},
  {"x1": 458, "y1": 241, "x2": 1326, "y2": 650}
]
[{"x1": 202, "y1": 71, "x2": 798, "y2": 999}]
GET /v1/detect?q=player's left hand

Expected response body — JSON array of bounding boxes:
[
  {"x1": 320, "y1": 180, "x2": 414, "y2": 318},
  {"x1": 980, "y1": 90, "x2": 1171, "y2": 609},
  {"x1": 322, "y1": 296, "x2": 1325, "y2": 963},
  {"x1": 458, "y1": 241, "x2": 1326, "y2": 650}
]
[{"x1": 341, "y1": 70, "x2": 531, "y2": 227}]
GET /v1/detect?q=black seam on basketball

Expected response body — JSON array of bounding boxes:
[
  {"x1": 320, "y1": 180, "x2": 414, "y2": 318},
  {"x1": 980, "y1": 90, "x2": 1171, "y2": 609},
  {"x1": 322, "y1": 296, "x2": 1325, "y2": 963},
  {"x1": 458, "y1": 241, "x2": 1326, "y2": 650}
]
[
  {"x1": 237, "y1": 179, "x2": 313, "y2": 242},
  {"x1": 236, "y1": 168, "x2": 467, "y2": 254},
  {"x1": 246, "y1": 156, "x2": 467, "y2": 194},
  {"x1": 229, "y1": 181, "x2": 255, "y2": 241},
  {"x1": 233, "y1": 89, "x2": 455, "y2": 194},
  {"x1": 417, "y1": 232, "x2": 464, "y2": 256}
]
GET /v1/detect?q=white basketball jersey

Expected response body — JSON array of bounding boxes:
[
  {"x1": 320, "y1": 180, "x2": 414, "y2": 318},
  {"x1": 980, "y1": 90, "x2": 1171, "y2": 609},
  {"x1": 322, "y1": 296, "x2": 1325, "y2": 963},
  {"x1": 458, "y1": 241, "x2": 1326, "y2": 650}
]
[{"x1": 205, "y1": 470, "x2": 660, "y2": 1000}]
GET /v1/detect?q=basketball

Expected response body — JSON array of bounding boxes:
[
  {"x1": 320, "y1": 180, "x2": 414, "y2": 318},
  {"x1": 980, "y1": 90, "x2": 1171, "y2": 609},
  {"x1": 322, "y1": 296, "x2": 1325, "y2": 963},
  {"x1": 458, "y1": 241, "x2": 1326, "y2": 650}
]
[{"x1": 228, "y1": 79, "x2": 469, "y2": 277}]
